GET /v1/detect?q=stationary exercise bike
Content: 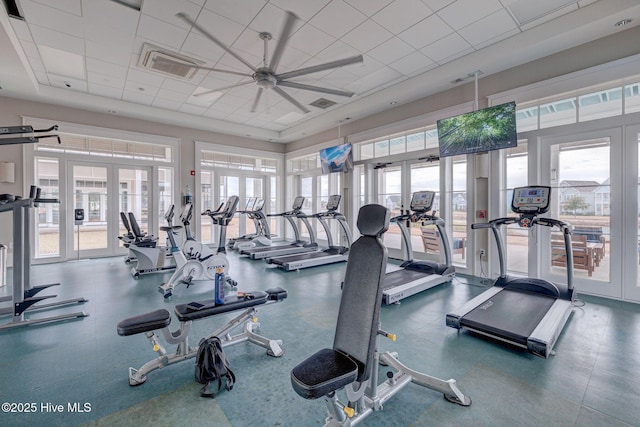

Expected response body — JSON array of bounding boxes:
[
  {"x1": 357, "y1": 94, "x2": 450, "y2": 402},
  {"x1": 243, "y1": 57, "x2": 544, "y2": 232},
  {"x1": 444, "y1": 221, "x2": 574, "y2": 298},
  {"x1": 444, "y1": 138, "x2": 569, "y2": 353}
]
[
  {"x1": 127, "y1": 205, "x2": 184, "y2": 278},
  {"x1": 159, "y1": 198, "x2": 239, "y2": 298}
]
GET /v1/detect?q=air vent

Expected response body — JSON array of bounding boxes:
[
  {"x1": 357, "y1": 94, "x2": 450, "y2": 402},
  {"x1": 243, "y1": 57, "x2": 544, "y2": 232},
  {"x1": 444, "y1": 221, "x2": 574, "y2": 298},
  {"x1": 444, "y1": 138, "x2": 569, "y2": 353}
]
[
  {"x1": 4, "y1": 0, "x2": 25, "y2": 19},
  {"x1": 137, "y1": 43, "x2": 202, "y2": 80},
  {"x1": 309, "y1": 98, "x2": 337, "y2": 109}
]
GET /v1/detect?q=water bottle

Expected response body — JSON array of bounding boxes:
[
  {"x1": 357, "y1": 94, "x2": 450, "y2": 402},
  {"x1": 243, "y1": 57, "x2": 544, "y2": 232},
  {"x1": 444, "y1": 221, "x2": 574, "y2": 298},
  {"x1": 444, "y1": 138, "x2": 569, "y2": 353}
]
[{"x1": 214, "y1": 267, "x2": 225, "y2": 305}]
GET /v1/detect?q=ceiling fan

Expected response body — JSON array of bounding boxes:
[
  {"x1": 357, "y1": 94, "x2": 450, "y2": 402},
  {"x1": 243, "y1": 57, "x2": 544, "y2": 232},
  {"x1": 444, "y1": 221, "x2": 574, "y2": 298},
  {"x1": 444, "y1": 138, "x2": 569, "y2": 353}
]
[{"x1": 175, "y1": 11, "x2": 363, "y2": 114}]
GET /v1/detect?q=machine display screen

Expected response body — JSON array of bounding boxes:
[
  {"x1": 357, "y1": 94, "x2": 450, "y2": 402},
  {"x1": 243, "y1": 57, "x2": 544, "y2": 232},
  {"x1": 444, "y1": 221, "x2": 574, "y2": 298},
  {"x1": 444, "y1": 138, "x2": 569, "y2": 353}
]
[
  {"x1": 292, "y1": 196, "x2": 305, "y2": 210},
  {"x1": 511, "y1": 186, "x2": 551, "y2": 213},
  {"x1": 326, "y1": 195, "x2": 341, "y2": 210},
  {"x1": 410, "y1": 191, "x2": 435, "y2": 210}
]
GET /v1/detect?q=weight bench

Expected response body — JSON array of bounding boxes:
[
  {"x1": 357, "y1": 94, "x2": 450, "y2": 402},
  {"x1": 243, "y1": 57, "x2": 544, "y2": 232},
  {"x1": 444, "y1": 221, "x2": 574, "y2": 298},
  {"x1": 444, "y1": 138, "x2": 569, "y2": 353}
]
[
  {"x1": 117, "y1": 287, "x2": 287, "y2": 386},
  {"x1": 291, "y1": 205, "x2": 470, "y2": 426}
]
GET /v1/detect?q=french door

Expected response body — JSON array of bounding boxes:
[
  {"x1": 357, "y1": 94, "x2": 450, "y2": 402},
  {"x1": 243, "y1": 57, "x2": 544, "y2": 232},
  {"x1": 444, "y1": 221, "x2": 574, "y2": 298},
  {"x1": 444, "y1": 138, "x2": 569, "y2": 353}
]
[
  {"x1": 539, "y1": 129, "x2": 622, "y2": 299},
  {"x1": 199, "y1": 170, "x2": 269, "y2": 244},
  {"x1": 67, "y1": 161, "x2": 151, "y2": 259}
]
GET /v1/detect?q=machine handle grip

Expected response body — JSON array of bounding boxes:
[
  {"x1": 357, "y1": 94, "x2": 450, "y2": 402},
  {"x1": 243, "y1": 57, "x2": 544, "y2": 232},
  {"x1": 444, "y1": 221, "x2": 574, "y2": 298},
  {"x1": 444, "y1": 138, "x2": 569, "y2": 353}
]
[{"x1": 378, "y1": 329, "x2": 396, "y2": 341}]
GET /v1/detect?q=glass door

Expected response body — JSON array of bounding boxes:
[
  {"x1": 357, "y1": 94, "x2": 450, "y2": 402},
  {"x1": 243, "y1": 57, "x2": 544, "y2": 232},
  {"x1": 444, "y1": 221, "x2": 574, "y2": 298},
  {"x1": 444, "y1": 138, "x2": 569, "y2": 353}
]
[
  {"x1": 625, "y1": 125, "x2": 640, "y2": 302},
  {"x1": 117, "y1": 167, "x2": 150, "y2": 250},
  {"x1": 376, "y1": 165, "x2": 402, "y2": 253},
  {"x1": 540, "y1": 130, "x2": 621, "y2": 299},
  {"x1": 243, "y1": 176, "x2": 265, "y2": 238},
  {"x1": 410, "y1": 161, "x2": 440, "y2": 258},
  {"x1": 70, "y1": 163, "x2": 110, "y2": 259}
]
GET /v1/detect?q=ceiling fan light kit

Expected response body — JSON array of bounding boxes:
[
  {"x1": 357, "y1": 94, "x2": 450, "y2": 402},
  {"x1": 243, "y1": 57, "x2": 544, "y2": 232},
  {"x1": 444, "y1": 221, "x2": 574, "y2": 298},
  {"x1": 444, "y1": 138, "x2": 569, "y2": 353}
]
[{"x1": 176, "y1": 11, "x2": 363, "y2": 114}]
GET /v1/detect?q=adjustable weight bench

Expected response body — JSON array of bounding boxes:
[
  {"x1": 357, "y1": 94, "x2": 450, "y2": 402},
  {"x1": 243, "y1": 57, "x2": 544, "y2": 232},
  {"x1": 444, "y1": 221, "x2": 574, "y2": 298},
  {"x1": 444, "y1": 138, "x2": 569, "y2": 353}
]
[
  {"x1": 291, "y1": 205, "x2": 470, "y2": 426},
  {"x1": 117, "y1": 287, "x2": 287, "y2": 386}
]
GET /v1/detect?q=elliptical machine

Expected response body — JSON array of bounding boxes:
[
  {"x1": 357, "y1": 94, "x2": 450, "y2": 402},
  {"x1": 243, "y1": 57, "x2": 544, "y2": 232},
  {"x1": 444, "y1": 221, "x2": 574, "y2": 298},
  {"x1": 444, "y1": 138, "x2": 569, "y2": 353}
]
[{"x1": 159, "y1": 197, "x2": 239, "y2": 298}]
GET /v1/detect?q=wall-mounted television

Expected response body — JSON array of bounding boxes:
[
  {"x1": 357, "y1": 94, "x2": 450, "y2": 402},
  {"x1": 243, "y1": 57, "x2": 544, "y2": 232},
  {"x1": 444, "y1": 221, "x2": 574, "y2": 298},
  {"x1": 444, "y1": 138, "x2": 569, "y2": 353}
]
[
  {"x1": 437, "y1": 101, "x2": 517, "y2": 158},
  {"x1": 320, "y1": 143, "x2": 353, "y2": 174}
]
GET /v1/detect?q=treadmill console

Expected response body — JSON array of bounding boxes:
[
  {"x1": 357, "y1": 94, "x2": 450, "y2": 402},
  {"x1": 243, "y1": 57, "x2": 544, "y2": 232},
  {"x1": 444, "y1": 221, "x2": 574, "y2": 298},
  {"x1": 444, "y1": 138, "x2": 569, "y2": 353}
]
[
  {"x1": 511, "y1": 186, "x2": 551, "y2": 215},
  {"x1": 410, "y1": 191, "x2": 435, "y2": 212},
  {"x1": 325, "y1": 195, "x2": 341, "y2": 211},
  {"x1": 292, "y1": 196, "x2": 305, "y2": 210}
]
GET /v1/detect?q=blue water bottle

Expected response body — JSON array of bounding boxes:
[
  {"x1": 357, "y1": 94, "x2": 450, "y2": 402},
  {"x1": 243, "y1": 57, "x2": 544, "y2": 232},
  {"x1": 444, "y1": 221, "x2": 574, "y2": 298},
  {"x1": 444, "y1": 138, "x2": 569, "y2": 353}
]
[{"x1": 214, "y1": 267, "x2": 225, "y2": 305}]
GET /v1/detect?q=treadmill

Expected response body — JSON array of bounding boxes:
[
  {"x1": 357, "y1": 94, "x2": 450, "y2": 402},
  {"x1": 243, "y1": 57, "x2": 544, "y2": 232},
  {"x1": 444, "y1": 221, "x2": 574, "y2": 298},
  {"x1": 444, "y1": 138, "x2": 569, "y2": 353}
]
[
  {"x1": 446, "y1": 186, "x2": 576, "y2": 358},
  {"x1": 382, "y1": 191, "x2": 455, "y2": 305},
  {"x1": 266, "y1": 194, "x2": 352, "y2": 271},
  {"x1": 240, "y1": 196, "x2": 318, "y2": 260}
]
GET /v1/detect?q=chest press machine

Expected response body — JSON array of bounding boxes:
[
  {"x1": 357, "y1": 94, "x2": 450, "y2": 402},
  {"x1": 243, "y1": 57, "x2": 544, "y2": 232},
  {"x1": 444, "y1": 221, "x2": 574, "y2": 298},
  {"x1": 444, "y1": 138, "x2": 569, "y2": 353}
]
[
  {"x1": 117, "y1": 287, "x2": 287, "y2": 386},
  {"x1": 291, "y1": 204, "x2": 470, "y2": 426}
]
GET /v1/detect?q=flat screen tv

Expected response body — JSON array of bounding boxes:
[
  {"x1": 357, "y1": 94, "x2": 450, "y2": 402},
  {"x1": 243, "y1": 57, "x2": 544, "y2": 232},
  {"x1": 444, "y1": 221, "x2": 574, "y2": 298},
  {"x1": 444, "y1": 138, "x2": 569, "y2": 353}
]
[
  {"x1": 437, "y1": 101, "x2": 517, "y2": 158},
  {"x1": 320, "y1": 143, "x2": 353, "y2": 174}
]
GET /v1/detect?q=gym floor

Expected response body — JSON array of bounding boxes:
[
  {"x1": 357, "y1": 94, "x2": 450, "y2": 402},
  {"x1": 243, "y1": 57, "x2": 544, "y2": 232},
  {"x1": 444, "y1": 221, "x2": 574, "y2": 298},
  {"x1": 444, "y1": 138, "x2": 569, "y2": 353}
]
[{"x1": 0, "y1": 252, "x2": 639, "y2": 427}]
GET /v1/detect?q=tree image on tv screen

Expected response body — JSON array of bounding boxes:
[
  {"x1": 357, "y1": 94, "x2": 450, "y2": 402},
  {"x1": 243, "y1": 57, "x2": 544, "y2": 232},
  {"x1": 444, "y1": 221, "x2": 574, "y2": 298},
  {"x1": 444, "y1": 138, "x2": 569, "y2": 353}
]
[{"x1": 438, "y1": 102, "x2": 516, "y2": 157}]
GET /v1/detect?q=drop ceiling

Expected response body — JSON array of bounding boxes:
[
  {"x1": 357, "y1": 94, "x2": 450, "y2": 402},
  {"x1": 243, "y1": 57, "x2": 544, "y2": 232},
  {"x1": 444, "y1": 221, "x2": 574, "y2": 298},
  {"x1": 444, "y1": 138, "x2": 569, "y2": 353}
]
[{"x1": 1, "y1": 0, "x2": 639, "y2": 143}]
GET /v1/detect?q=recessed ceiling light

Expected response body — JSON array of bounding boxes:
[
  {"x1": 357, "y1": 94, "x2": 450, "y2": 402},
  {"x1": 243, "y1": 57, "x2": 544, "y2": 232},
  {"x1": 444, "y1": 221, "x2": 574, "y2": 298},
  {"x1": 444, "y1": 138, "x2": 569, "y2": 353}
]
[
  {"x1": 107, "y1": 110, "x2": 116, "y2": 114},
  {"x1": 389, "y1": 101, "x2": 398, "y2": 105},
  {"x1": 138, "y1": 87, "x2": 145, "y2": 91},
  {"x1": 615, "y1": 18, "x2": 632, "y2": 27}
]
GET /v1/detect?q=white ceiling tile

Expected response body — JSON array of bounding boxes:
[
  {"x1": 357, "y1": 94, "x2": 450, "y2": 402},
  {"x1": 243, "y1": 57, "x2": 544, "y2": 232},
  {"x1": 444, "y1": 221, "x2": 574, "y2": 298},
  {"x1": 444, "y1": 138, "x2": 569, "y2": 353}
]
[
  {"x1": 268, "y1": 0, "x2": 331, "y2": 21},
  {"x1": 20, "y1": 0, "x2": 83, "y2": 38},
  {"x1": 203, "y1": 108, "x2": 228, "y2": 119},
  {"x1": 88, "y1": 83, "x2": 124, "y2": 99},
  {"x1": 19, "y1": 39, "x2": 40, "y2": 59},
  {"x1": 142, "y1": 0, "x2": 203, "y2": 29},
  {"x1": 161, "y1": 78, "x2": 198, "y2": 94},
  {"x1": 344, "y1": 0, "x2": 394, "y2": 17},
  {"x1": 48, "y1": 74, "x2": 87, "y2": 91},
  {"x1": 276, "y1": 45, "x2": 313, "y2": 73},
  {"x1": 155, "y1": 88, "x2": 191, "y2": 103},
  {"x1": 39, "y1": 45, "x2": 85, "y2": 80},
  {"x1": 216, "y1": 51, "x2": 262, "y2": 74},
  {"x1": 34, "y1": 71, "x2": 50, "y2": 85},
  {"x1": 507, "y1": 0, "x2": 576, "y2": 25},
  {"x1": 122, "y1": 91, "x2": 155, "y2": 105},
  {"x1": 367, "y1": 37, "x2": 415, "y2": 64},
  {"x1": 203, "y1": 0, "x2": 266, "y2": 26},
  {"x1": 152, "y1": 97, "x2": 185, "y2": 110},
  {"x1": 397, "y1": 13, "x2": 453, "y2": 49},
  {"x1": 82, "y1": 0, "x2": 140, "y2": 33},
  {"x1": 27, "y1": 55, "x2": 46, "y2": 73},
  {"x1": 35, "y1": 0, "x2": 82, "y2": 16},
  {"x1": 126, "y1": 68, "x2": 165, "y2": 87},
  {"x1": 187, "y1": 0, "x2": 206, "y2": 6},
  {"x1": 247, "y1": 3, "x2": 299, "y2": 36},
  {"x1": 86, "y1": 58, "x2": 128, "y2": 79},
  {"x1": 419, "y1": 0, "x2": 456, "y2": 12},
  {"x1": 181, "y1": 31, "x2": 227, "y2": 63},
  {"x1": 342, "y1": 19, "x2": 394, "y2": 53},
  {"x1": 315, "y1": 40, "x2": 362, "y2": 62},
  {"x1": 345, "y1": 66, "x2": 402, "y2": 94},
  {"x1": 85, "y1": 40, "x2": 132, "y2": 66},
  {"x1": 420, "y1": 33, "x2": 473, "y2": 64},
  {"x1": 472, "y1": 27, "x2": 520, "y2": 50},
  {"x1": 87, "y1": 70, "x2": 125, "y2": 89},
  {"x1": 230, "y1": 28, "x2": 267, "y2": 60},
  {"x1": 517, "y1": 4, "x2": 579, "y2": 31},
  {"x1": 288, "y1": 24, "x2": 336, "y2": 57},
  {"x1": 137, "y1": 15, "x2": 189, "y2": 50},
  {"x1": 388, "y1": 50, "x2": 434, "y2": 75},
  {"x1": 83, "y1": 20, "x2": 136, "y2": 46},
  {"x1": 437, "y1": 0, "x2": 503, "y2": 30},
  {"x1": 346, "y1": 55, "x2": 386, "y2": 77},
  {"x1": 372, "y1": 0, "x2": 434, "y2": 35},
  {"x1": 29, "y1": 24, "x2": 84, "y2": 55},
  {"x1": 458, "y1": 9, "x2": 518, "y2": 47},
  {"x1": 191, "y1": 8, "x2": 246, "y2": 47},
  {"x1": 124, "y1": 80, "x2": 160, "y2": 97},
  {"x1": 309, "y1": 1, "x2": 367, "y2": 39},
  {"x1": 179, "y1": 103, "x2": 208, "y2": 114}
]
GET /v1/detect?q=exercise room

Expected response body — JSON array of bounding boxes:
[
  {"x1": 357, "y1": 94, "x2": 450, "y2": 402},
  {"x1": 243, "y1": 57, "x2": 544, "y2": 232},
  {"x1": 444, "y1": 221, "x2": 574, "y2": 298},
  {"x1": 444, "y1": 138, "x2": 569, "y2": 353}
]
[{"x1": 1, "y1": 1, "x2": 640, "y2": 426}]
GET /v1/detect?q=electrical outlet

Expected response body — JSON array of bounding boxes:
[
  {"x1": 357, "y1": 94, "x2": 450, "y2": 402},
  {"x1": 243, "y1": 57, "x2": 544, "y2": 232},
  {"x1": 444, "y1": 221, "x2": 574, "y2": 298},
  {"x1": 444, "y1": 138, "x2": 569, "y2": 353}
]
[{"x1": 479, "y1": 249, "x2": 486, "y2": 257}]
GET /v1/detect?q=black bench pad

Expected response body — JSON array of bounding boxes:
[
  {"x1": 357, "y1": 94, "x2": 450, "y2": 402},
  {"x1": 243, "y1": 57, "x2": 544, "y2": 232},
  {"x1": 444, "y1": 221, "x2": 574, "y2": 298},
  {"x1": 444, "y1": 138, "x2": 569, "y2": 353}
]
[
  {"x1": 117, "y1": 309, "x2": 171, "y2": 336},
  {"x1": 291, "y1": 348, "x2": 358, "y2": 400},
  {"x1": 174, "y1": 287, "x2": 287, "y2": 322}
]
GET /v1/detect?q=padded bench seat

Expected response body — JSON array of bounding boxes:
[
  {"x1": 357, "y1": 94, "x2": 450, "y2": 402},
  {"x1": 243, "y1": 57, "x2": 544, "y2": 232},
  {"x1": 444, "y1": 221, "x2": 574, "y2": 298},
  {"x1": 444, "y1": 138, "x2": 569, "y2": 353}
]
[
  {"x1": 291, "y1": 348, "x2": 358, "y2": 400},
  {"x1": 117, "y1": 309, "x2": 171, "y2": 336}
]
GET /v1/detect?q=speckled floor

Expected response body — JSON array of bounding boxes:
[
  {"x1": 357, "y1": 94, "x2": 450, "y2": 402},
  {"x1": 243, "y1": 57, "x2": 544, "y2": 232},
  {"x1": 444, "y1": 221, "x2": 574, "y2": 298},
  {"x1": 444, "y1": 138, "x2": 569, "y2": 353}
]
[{"x1": 0, "y1": 251, "x2": 638, "y2": 427}]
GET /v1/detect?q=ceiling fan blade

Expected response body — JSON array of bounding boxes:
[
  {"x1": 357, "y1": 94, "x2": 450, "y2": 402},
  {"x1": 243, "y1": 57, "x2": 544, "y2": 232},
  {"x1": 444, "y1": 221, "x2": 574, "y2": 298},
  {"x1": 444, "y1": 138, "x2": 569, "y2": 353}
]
[
  {"x1": 176, "y1": 12, "x2": 257, "y2": 73},
  {"x1": 273, "y1": 86, "x2": 310, "y2": 113},
  {"x1": 277, "y1": 81, "x2": 355, "y2": 97},
  {"x1": 250, "y1": 88, "x2": 264, "y2": 112},
  {"x1": 194, "y1": 80, "x2": 254, "y2": 97},
  {"x1": 152, "y1": 58, "x2": 251, "y2": 77},
  {"x1": 276, "y1": 55, "x2": 363, "y2": 80},
  {"x1": 269, "y1": 11, "x2": 298, "y2": 73}
]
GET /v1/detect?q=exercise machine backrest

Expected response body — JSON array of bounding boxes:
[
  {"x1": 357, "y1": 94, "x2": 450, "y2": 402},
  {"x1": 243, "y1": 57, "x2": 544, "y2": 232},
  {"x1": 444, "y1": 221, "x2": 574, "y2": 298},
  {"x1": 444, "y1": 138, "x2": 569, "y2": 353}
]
[
  {"x1": 128, "y1": 212, "x2": 147, "y2": 239},
  {"x1": 120, "y1": 212, "x2": 134, "y2": 238},
  {"x1": 334, "y1": 204, "x2": 390, "y2": 381}
]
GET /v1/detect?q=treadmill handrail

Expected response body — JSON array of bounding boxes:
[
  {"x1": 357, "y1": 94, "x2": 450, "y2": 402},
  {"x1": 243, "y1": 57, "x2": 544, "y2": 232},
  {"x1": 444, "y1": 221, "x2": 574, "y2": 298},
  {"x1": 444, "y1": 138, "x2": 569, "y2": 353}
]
[{"x1": 472, "y1": 216, "x2": 574, "y2": 290}]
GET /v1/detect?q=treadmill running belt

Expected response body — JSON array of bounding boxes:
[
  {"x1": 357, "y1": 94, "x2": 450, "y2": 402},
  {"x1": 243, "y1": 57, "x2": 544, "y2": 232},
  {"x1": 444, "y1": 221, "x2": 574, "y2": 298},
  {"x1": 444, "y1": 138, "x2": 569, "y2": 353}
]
[
  {"x1": 383, "y1": 269, "x2": 428, "y2": 290},
  {"x1": 460, "y1": 289, "x2": 556, "y2": 346}
]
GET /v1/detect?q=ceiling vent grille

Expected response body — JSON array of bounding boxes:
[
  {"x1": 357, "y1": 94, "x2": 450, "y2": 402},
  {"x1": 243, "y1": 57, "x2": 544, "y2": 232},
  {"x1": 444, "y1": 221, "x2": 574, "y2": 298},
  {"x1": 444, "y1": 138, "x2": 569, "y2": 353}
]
[
  {"x1": 309, "y1": 98, "x2": 337, "y2": 109},
  {"x1": 138, "y1": 43, "x2": 202, "y2": 80}
]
